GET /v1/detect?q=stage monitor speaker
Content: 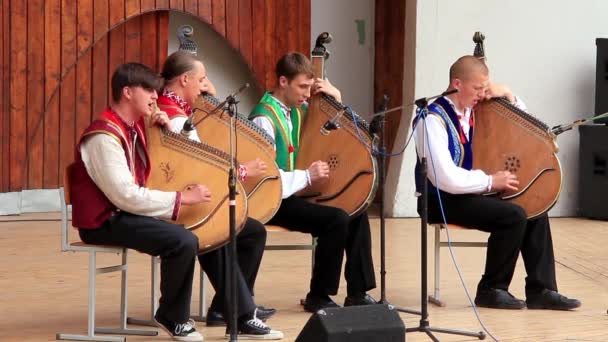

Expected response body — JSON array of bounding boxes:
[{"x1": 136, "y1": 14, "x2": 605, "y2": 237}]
[
  {"x1": 595, "y1": 38, "x2": 608, "y2": 124},
  {"x1": 295, "y1": 304, "x2": 405, "y2": 342},
  {"x1": 579, "y1": 125, "x2": 608, "y2": 219}
]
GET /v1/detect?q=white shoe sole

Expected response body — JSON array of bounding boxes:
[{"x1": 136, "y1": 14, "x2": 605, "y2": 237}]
[
  {"x1": 153, "y1": 317, "x2": 204, "y2": 342},
  {"x1": 225, "y1": 330, "x2": 284, "y2": 340}
]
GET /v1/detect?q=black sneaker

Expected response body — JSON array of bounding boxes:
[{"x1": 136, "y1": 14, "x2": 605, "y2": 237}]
[
  {"x1": 206, "y1": 305, "x2": 275, "y2": 327},
  {"x1": 225, "y1": 309, "x2": 283, "y2": 340},
  {"x1": 154, "y1": 314, "x2": 204, "y2": 341}
]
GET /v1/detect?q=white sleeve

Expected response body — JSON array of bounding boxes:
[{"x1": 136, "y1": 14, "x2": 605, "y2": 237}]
[
  {"x1": 512, "y1": 95, "x2": 528, "y2": 112},
  {"x1": 170, "y1": 116, "x2": 202, "y2": 143},
  {"x1": 80, "y1": 134, "x2": 179, "y2": 219},
  {"x1": 252, "y1": 115, "x2": 310, "y2": 198},
  {"x1": 252, "y1": 116, "x2": 276, "y2": 148},
  {"x1": 413, "y1": 115, "x2": 492, "y2": 194}
]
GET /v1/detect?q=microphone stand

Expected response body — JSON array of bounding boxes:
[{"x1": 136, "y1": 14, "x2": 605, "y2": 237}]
[
  {"x1": 370, "y1": 95, "x2": 419, "y2": 316},
  {"x1": 406, "y1": 90, "x2": 485, "y2": 341},
  {"x1": 222, "y1": 84, "x2": 249, "y2": 342}
]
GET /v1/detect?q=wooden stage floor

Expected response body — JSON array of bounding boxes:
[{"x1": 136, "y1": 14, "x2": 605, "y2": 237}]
[{"x1": 0, "y1": 214, "x2": 607, "y2": 341}]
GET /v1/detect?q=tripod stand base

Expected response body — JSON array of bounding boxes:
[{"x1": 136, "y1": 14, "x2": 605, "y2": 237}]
[
  {"x1": 406, "y1": 324, "x2": 486, "y2": 341},
  {"x1": 428, "y1": 295, "x2": 446, "y2": 307}
]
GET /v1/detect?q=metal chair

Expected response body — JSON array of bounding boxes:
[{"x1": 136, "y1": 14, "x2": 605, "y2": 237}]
[
  {"x1": 428, "y1": 223, "x2": 488, "y2": 307},
  {"x1": 56, "y1": 164, "x2": 157, "y2": 342}
]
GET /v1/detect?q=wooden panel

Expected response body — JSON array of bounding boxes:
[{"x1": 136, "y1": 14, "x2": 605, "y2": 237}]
[
  {"x1": 184, "y1": 0, "x2": 198, "y2": 15},
  {"x1": 275, "y1": 0, "x2": 288, "y2": 65},
  {"x1": 170, "y1": 0, "x2": 185, "y2": 10},
  {"x1": 27, "y1": 0, "x2": 46, "y2": 189},
  {"x1": 43, "y1": 0, "x2": 61, "y2": 189},
  {"x1": 141, "y1": 12, "x2": 159, "y2": 69},
  {"x1": 92, "y1": 0, "x2": 109, "y2": 117},
  {"x1": 76, "y1": 0, "x2": 93, "y2": 140},
  {"x1": 212, "y1": 0, "x2": 226, "y2": 37},
  {"x1": 286, "y1": 0, "x2": 298, "y2": 52},
  {"x1": 298, "y1": 0, "x2": 311, "y2": 54},
  {"x1": 108, "y1": 0, "x2": 125, "y2": 103},
  {"x1": 9, "y1": 0, "x2": 27, "y2": 191},
  {"x1": 198, "y1": 0, "x2": 212, "y2": 23},
  {"x1": 126, "y1": 0, "x2": 140, "y2": 17},
  {"x1": 1, "y1": 0, "x2": 9, "y2": 191},
  {"x1": 374, "y1": 0, "x2": 405, "y2": 154},
  {"x1": 141, "y1": 0, "x2": 157, "y2": 11},
  {"x1": 238, "y1": 0, "x2": 252, "y2": 67},
  {"x1": 1, "y1": 0, "x2": 312, "y2": 191},
  {"x1": 264, "y1": 0, "x2": 276, "y2": 87},
  {"x1": 59, "y1": 0, "x2": 78, "y2": 188},
  {"x1": 0, "y1": 0, "x2": 4, "y2": 191},
  {"x1": 251, "y1": 0, "x2": 265, "y2": 87},
  {"x1": 156, "y1": 0, "x2": 170, "y2": 9},
  {"x1": 226, "y1": 0, "x2": 239, "y2": 50},
  {"x1": 158, "y1": 12, "x2": 170, "y2": 69},
  {"x1": 125, "y1": 8, "x2": 143, "y2": 62}
]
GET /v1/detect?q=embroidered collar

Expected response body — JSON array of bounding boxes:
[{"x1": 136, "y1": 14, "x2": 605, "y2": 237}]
[{"x1": 162, "y1": 89, "x2": 192, "y2": 115}]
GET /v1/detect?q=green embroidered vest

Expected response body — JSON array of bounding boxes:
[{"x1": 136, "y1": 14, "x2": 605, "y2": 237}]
[{"x1": 249, "y1": 92, "x2": 306, "y2": 171}]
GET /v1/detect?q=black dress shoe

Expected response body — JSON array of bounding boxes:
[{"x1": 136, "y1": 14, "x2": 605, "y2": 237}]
[
  {"x1": 526, "y1": 289, "x2": 581, "y2": 310},
  {"x1": 205, "y1": 310, "x2": 226, "y2": 327},
  {"x1": 256, "y1": 306, "x2": 277, "y2": 321},
  {"x1": 303, "y1": 293, "x2": 340, "y2": 313},
  {"x1": 474, "y1": 288, "x2": 526, "y2": 309},
  {"x1": 344, "y1": 293, "x2": 378, "y2": 307}
]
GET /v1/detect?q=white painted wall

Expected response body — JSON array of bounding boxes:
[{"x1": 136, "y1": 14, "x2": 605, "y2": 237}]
[
  {"x1": 387, "y1": 0, "x2": 608, "y2": 217},
  {"x1": 311, "y1": 0, "x2": 375, "y2": 120},
  {"x1": 168, "y1": 12, "x2": 262, "y2": 113}
]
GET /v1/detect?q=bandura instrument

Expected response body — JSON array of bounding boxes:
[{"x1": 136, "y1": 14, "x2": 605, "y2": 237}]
[
  {"x1": 295, "y1": 32, "x2": 378, "y2": 216},
  {"x1": 472, "y1": 32, "x2": 562, "y2": 218}
]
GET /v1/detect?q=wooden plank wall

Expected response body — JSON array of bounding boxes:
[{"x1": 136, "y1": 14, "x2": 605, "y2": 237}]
[
  {"x1": 374, "y1": 0, "x2": 406, "y2": 155},
  {"x1": 0, "y1": 0, "x2": 311, "y2": 192}
]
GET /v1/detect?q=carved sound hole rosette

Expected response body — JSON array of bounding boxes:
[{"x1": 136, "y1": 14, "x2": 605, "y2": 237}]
[
  {"x1": 328, "y1": 155, "x2": 339, "y2": 170},
  {"x1": 504, "y1": 156, "x2": 521, "y2": 173}
]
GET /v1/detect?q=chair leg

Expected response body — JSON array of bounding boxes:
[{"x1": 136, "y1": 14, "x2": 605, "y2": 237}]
[
  {"x1": 191, "y1": 266, "x2": 208, "y2": 322},
  {"x1": 96, "y1": 251, "x2": 158, "y2": 336},
  {"x1": 429, "y1": 225, "x2": 446, "y2": 307},
  {"x1": 56, "y1": 251, "x2": 127, "y2": 342},
  {"x1": 126, "y1": 256, "x2": 160, "y2": 327}
]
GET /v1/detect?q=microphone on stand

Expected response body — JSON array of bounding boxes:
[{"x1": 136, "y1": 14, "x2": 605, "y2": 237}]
[{"x1": 180, "y1": 115, "x2": 194, "y2": 137}]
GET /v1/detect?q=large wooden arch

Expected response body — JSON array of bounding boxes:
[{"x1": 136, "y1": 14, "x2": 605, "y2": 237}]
[{"x1": 0, "y1": 0, "x2": 310, "y2": 191}]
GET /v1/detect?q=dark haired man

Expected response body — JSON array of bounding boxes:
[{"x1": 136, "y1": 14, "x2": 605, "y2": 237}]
[{"x1": 73, "y1": 62, "x2": 206, "y2": 341}]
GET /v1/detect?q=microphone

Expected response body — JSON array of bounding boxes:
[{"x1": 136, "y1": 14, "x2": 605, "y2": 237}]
[
  {"x1": 414, "y1": 89, "x2": 458, "y2": 109},
  {"x1": 181, "y1": 115, "x2": 194, "y2": 137}
]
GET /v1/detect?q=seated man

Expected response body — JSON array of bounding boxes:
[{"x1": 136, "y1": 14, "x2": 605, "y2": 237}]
[
  {"x1": 250, "y1": 52, "x2": 377, "y2": 312},
  {"x1": 413, "y1": 55, "x2": 581, "y2": 310},
  {"x1": 72, "y1": 62, "x2": 206, "y2": 341},
  {"x1": 158, "y1": 50, "x2": 282, "y2": 339}
]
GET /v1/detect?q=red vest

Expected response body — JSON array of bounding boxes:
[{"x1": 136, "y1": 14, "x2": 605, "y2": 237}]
[{"x1": 71, "y1": 108, "x2": 151, "y2": 229}]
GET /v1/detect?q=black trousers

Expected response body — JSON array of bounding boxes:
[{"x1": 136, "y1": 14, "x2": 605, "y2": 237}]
[
  {"x1": 197, "y1": 218, "x2": 266, "y2": 319},
  {"x1": 79, "y1": 212, "x2": 198, "y2": 324},
  {"x1": 420, "y1": 192, "x2": 558, "y2": 298},
  {"x1": 267, "y1": 196, "x2": 376, "y2": 297}
]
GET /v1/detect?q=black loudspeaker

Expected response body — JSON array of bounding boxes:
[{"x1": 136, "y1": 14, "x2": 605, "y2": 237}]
[
  {"x1": 295, "y1": 304, "x2": 405, "y2": 342},
  {"x1": 579, "y1": 125, "x2": 608, "y2": 219},
  {"x1": 595, "y1": 38, "x2": 608, "y2": 124}
]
